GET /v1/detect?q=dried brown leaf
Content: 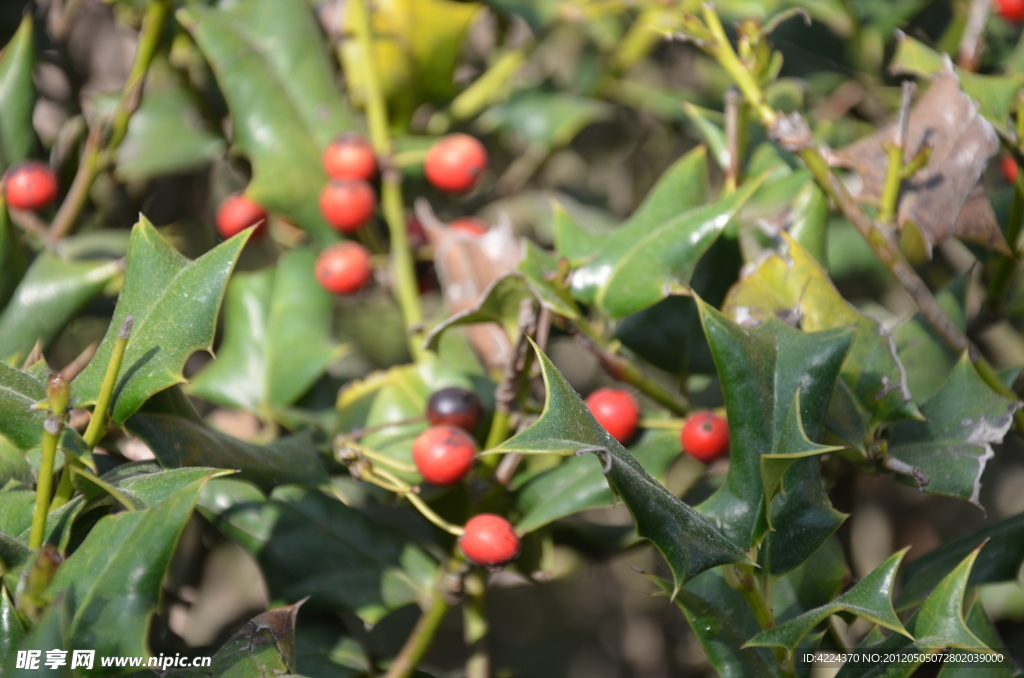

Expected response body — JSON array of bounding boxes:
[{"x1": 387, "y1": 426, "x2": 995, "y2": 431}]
[
  {"x1": 834, "y1": 63, "x2": 1007, "y2": 258},
  {"x1": 416, "y1": 198, "x2": 523, "y2": 371}
]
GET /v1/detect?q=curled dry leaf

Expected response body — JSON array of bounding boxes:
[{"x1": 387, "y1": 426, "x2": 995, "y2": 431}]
[
  {"x1": 416, "y1": 198, "x2": 523, "y2": 371},
  {"x1": 833, "y1": 61, "x2": 1008, "y2": 258}
]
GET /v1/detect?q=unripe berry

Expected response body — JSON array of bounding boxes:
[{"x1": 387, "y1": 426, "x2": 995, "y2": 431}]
[
  {"x1": 460, "y1": 514, "x2": 520, "y2": 568},
  {"x1": 450, "y1": 217, "x2": 489, "y2": 236},
  {"x1": 216, "y1": 194, "x2": 267, "y2": 239},
  {"x1": 315, "y1": 242, "x2": 372, "y2": 295},
  {"x1": 584, "y1": 388, "x2": 640, "y2": 444},
  {"x1": 320, "y1": 179, "x2": 377, "y2": 233},
  {"x1": 680, "y1": 411, "x2": 730, "y2": 463},
  {"x1": 412, "y1": 425, "x2": 476, "y2": 486},
  {"x1": 2, "y1": 161, "x2": 58, "y2": 211},
  {"x1": 1002, "y1": 155, "x2": 1018, "y2": 184},
  {"x1": 998, "y1": 0, "x2": 1024, "y2": 22},
  {"x1": 426, "y1": 387, "x2": 484, "y2": 432},
  {"x1": 323, "y1": 134, "x2": 377, "y2": 181},
  {"x1": 425, "y1": 134, "x2": 488, "y2": 193}
]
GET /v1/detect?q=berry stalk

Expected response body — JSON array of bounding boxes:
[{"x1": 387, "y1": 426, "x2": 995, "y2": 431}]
[{"x1": 347, "y1": 0, "x2": 424, "y2": 359}]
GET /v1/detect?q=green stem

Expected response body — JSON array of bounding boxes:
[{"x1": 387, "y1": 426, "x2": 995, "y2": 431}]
[
  {"x1": 28, "y1": 416, "x2": 62, "y2": 550},
  {"x1": 369, "y1": 467, "x2": 464, "y2": 535},
  {"x1": 878, "y1": 141, "x2": 903, "y2": 225},
  {"x1": 450, "y1": 47, "x2": 529, "y2": 121},
  {"x1": 82, "y1": 316, "x2": 134, "y2": 450},
  {"x1": 49, "y1": 464, "x2": 78, "y2": 512},
  {"x1": 464, "y1": 569, "x2": 489, "y2": 678},
  {"x1": 383, "y1": 550, "x2": 465, "y2": 678},
  {"x1": 484, "y1": 410, "x2": 512, "y2": 451},
  {"x1": 49, "y1": 0, "x2": 168, "y2": 240},
  {"x1": 573, "y1": 321, "x2": 689, "y2": 415},
  {"x1": 349, "y1": 0, "x2": 424, "y2": 358}
]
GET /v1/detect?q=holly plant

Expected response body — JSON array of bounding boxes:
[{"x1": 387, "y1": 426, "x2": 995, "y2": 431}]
[{"x1": 3, "y1": 0, "x2": 1024, "y2": 677}]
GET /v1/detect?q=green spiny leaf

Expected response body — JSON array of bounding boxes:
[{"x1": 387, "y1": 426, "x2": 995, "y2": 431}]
[
  {"x1": 0, "y1": 254, "x2": 120, "y2": 363},
  {"x1": 887, "y1": 355, "x2": 1017, "y2": 507},
  {"x1": 495, "y1": 340, "x2": 749, "y2": 592},
  {"x1": 745, "y1": 548, "x2": 911, "y2": 651},
  {"x1": 696, "y1": 300, "x2": 850, "y2": 567},
  {"x1": 0, "y1": 15, "x2": 36, "y2": 172},
  {"x1": 190, "y1": 248, "x2": 337, "y2": 413},
  {"x1": 72, "y1": 218, "x2": 249, "y2": 422}
]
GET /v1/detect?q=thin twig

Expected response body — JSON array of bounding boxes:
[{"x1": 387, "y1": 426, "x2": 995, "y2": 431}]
[
  {"x1": 49, "y1": 0, "x2": 169, "y2": 240},
  {"x1": 958, "y1": 0, "x2": 993, "y2": 72},
  {"x1": 484, "y1": 299, "x2": 538, "y2": 450}
]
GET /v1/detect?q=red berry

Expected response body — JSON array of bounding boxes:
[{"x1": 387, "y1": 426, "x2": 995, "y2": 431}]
[
  {"x1": 424, "y1": 134, "x2": 488, "y2": 193},
  {"x1": 319, "y1": 179, "x2": 377, "y2": 233},
  {"x1": 450, "y1": 217, "x2": 489, "y2": 236},
  {"x1": 412, "y1": 425, "x2": 477, "y2": 486},
  {"x1": 216, "y1": 194, "x2": 267, "y2": 239},
  {"x1": 2, "y1": 161, "x2": 58, "y2": 211},
  {"x1": 323, "y1": 134, "x2": 377, "y2": 181},
  {"x1": 998, "y1": 0, "x2": 1024, "y2": 21},
  {"x1": 680, "y1": 411, "x2": 730, "y2": 463},
  {"x1": 1002, "y1": 155, "x2": 1018, "y2": 184},
  {"x1": 585, "y1": 388, "x2": 640, "y2": 444},
  {"x1": 315, "y1": 242, "x2": 372, "y2": 295},
  {"x1": 426, "y1": 387, "x2": 484, "y2": 431},
  {"x1": 460, "y1": 514, "x2": 520, "y2": 568}
]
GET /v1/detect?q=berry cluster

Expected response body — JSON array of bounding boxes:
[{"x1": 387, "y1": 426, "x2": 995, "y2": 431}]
[
  {"x1": 212, "y1": 133, "x2": 490, "y2": 297},
  {"x1": 584, "y1": 387, "x2": 730, "y2": 463}
]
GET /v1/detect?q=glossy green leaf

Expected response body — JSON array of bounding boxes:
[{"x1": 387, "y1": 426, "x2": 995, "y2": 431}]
[
  {"x1": 12, "y1": 593, "x2": 73, "y2": 678},
  {"x1": 71, "y1": 218, "x2": 249, "y2": 422},
  {"x1": 515, "y1": 429, "x2": 681, "y2": 533},
  {"x1": 179, "y1": 0, "x2": 356, "y2": 243},
  {"x1": 696, "y1": 301, "x2": 850, "y2": 568},
  {"x1": 898, "y1": 512, "x2": 1024, "y2": 610},
  {"x1": 495, "y1": 341, "x2": 749, "y2": 592},
  {"x1": 892, "y1": 280, "x2": 966, "y2": 403},
  {"x1": 0, "y1": 205, "x2": 28, "y2": 312},
  {"x1": 198, "y1": 481, "x2": 437, "y2": 624},
  {"x1": 680, "y1": 103, "x2": 729, "y2": 170},
  {"x1": 115, "y1": 60, "x2": 225, "y2": 181},
  {"x1": 43, "y1": 478, "x2": 210, "y2": 663},
  {"x1": 190, "y1": 248, "x2": 336, "y2": 413},
  {"x1": 887, "y1": 355, "x2": 1016, "y2": 506},
  {"x1": 657, "y1": 568, "x2": 782, "y2": 678},
  {"x1": 0, "y1": 530, "x2": 31, "y2": 573},
  {"x1": 563, "y1": 149, "x2": 766, "y2": 317},
  {"x1": 0, "y1": 15, "x2": 36, "y2": 172},
  {"x1": 74, "y1": 462, "x2": 229, "y2": 511},
  {"x1": 0, "y1": 254, "x2": 120, "y2": 363},
  {"x1": 0, "y1": 362, "x2": 90, "y2": 460},
  {"x1": 336, "y1": 355, "x2": 491, "y2": 477},
  {"x1": 937, "y1": 597, "x2": 1017, "y2": 678},
  {"x1": 177, "y1": 603, "x2": 303, "y2": 678},
  {"x1": 0, "y1": 585, "x2": 25, "y2": 670},
  {"x1": 772, "y1": 537, "x2": 851, "y2": 623},
  {"x1": 746, "y1": 548, "x2": 911, "y2": 651},
  {"x1": 125, "y1": 413, "x2": 328, "y2": 492},
  {"x1": 557, "y1": 146, "x2": 710, "y2": 303},
  {"x1": 788, "y1": 181, "x2": 829, "y2": 266},
  {"x1": 0, "y1": 437, "x2": 31, "y2": 488},
  {"x1": 723, "y1": 235, "x2": 921, "y2": 428},
  {"x1": 890, "y1": 34, "x2": 1024, "y2": 130},
  {"x1": 0, "y1": 482, "x2": 34, "y2": 538},
  {"x1": 480, "y1": 91, "x2": 612, "y2": 149},
  {"x1": 839, "y1": 547, "x2": 994, "y2": 678}
]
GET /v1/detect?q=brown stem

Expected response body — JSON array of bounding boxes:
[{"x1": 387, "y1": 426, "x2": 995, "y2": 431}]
[{"x1": 957, "y1": 0, "x2": 993, "y2": 72}]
